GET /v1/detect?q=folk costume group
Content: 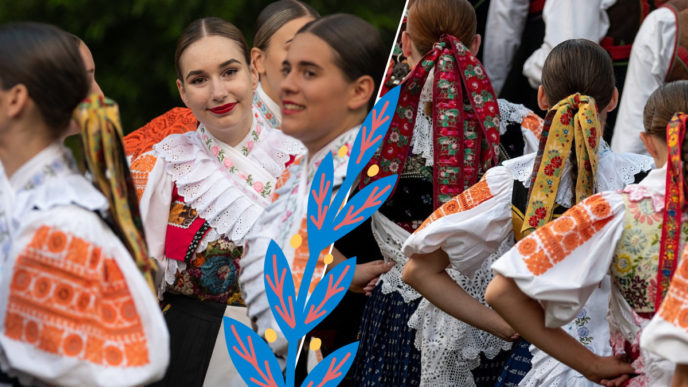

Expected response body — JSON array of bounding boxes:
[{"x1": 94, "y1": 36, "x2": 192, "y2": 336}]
[{"x1": 4, "y1": 0, "x2": 688, "y2": 386}]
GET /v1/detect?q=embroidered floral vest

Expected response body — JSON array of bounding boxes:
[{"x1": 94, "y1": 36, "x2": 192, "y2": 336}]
[
  {"x1": 166, "y1": 185, "x2": 244, "y2": 306},
  {"x1": 612, "y1": 191, "x2": 688, "y2": 315}
]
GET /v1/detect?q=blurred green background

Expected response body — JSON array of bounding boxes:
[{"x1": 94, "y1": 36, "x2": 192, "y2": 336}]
[{"x1": 1, "y1": 0, "x2": 404, "y2": 133}]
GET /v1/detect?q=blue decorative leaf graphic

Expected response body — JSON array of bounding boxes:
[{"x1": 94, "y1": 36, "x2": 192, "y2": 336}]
[
  {"x1": 306, "y1": 152, "x2": 334, "y2": 252},
  {"x1": 223, "y1": 317, "x2": 286, "y2": 387},
  {"x1": 264, "y1": 240, "x2": 299, "y2": 341},
  {"x1": 302, "y1": 257, "x2": 356, "y2": 331},
  {"x1": 300, "y1": 342, "x2": 359, "y2": 387}
]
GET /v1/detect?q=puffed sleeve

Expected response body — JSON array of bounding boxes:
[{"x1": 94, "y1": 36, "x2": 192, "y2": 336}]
[
  {"x1": 134, "y1": 154, "x2": 174, "y2": 299},
  {"x1": 492, "y1": 191, "x2": 626, "y2": 328},
  {"x1": 0, "y1": 206, "x2": 169, "y2": 386},
  {"x1": 641, "y1": 245, "x2": 688, "y2": 364},
  {"x1": 402, "y1": 166, "x2": 515, "y2": 277}
]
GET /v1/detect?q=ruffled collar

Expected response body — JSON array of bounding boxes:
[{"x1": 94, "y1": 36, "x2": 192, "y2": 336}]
[
  {"x1": 254, "y1": 83, "x2": 281, "y2": 129},
  {"x1": 154, "y1": 113, "x2": 303, "y2": 242},
  {"x1": 504, "y1": 142, "x2": 655, "y2": 207}
]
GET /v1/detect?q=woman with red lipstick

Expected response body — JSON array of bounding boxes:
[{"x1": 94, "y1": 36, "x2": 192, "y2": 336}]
[
  {"x1": 239, "y1": 13, "x2": 396, "y2": 374},
  {"x1": 124, "y1": 0, "x2": 315, "y2": 163},
  {"x1": 133, "y1": 17, "x2": 296, "y2": 387}
]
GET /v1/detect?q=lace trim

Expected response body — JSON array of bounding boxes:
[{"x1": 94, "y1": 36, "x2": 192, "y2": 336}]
[
  {"x1": 497, "y1": 99, "x2": 530, "y2": 135},
  {"x1": 410, "y1": 70, "x2": 435, "y2": 166},
  {"x1": 154, "y1": 132, "x2": 266, "y2": 243},
  {"x1": 408, "y1": 236, "x2": 514, "y2": 386},
  {"x1": 373, "y1": 212, "x2": 422, "y2": 303},
  {"x1": 503, "y1": 144, "x2": 654, "y2": 207}
]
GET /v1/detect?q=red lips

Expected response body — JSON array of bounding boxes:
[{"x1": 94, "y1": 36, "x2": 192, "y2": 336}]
[{"x1": 209, "y1": 102, "x2": 236, "y2": 114}]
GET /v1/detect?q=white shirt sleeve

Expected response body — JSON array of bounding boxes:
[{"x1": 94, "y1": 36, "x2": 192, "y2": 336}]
[
  {"x1": 137, "y1": 155, "x2": 173, "y2": 299},
  {"x1": 0, "y1": 206, "x2": 169, "y2": 386},
  {"x1": 523, "y1": 0, "x2": 615, "y2": 88},
  {"x1": 492, "y1": 191, "x2": 626, "y2": 327},
  {"x1": 483, "y1": 0, "x2": 530, "y2": 94},
  {"x1": 611, "y1": 7, "x2": 677, "y2": 155},
  {"x1": 402, "y1": 166, "x2": 514, "y2": 278}
]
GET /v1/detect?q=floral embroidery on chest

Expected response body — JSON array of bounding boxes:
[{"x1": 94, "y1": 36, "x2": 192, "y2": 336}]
[
  {"x1": 253, "y1": 93, "x2": 279, "y2": 129},
  {"x1": 612, "y1": 187, "x2": 688, "y2": 314},
  {"x1": 199, "y1": 125, "x2": 272, "y2": 198}
]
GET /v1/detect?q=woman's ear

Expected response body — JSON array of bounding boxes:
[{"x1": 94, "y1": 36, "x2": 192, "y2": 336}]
[
  {"x1": 469, "y1": 34, "x2": 481, "y2": 55},
  {"x1": 250, "y1": 47, "x2": 266, "y2": 78},
  {"x1": 401, "y1": 31, "x2": 413, "y2": 59},
  {"x1": 537, "y1": 85, "x2": 549, "y2": 111},
  {"x1": 3, "y1": 84, "x2": 29, "y2": 119},
  {"x1": 347, "y1": 75, "x2": 375, "y2": 111},
  {"x1": 639, "y1": 132, "x2": 656, "y2": 157},
  {"x1": 250, "y1": 63, "x2": 259, "y2": 91},
  {"x1": 176, "y1": 79, "x2": 189, "y2": 107},
  {"x1": 605, "y1": 87, "x2": 619, "y2": 113}
]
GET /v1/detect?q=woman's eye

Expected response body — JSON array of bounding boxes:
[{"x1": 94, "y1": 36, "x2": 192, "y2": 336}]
[
  {"x1": 281, "y1": 67, "x2": 290, "y2": 76},
  {"x1": 190, "y1": 77, "x2": 205, "y2": 85},
  {"x1": 224, "y1": 68, "x2": 238, "y2": 77},
  {"x1": 303, "y1": 70, "x2": 316, "y2": 78}
]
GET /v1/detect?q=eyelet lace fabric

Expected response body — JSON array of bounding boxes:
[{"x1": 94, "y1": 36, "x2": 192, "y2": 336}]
[
  {"x1": 407, "y1": 237, "x2": 514, "y2": 387},
  {"x1": 372, "y1": 212, "x2": 422, "y2": 303},
  {"x1": 503, "y1": 143, "x2": 654, "y2": 207}
]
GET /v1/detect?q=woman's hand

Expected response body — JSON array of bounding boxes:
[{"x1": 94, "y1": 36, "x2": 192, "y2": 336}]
[
  {"x1": 350, "y1": 260, "x2": 394, "y2": 295},
  {"x1": 672, "y1": 364, "x2": 688, "y2": 387},
  {"x1": 585, "y1": 354, "x2": 635, "y2": 386}
]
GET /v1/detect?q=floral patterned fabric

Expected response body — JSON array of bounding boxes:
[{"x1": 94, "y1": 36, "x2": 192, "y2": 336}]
[
  {"x1": 523, "y1": 93, "x2": 601, "y2": 234},
  {"x1": 361, "y1": 34, "x2": 500, "y2": 209}
]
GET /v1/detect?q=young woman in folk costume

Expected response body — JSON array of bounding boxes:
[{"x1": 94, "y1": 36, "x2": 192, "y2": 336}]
[
  {"x1": 486, "y1": 80, "x2": 688, "y2": 386},
  {"x1": 402, "y1": 39, "x2": 655, "y2": 387},
  {"x1": 123, "y1": 0, "x2": 315, "y2": 164},
  {"x1": 642, "y1": 225, "x2": 688, "y2": 386},
  {"x1": 0, "y1": 22, "x2": 167, "y2": 386},
  {"x1": 132, "y1": 18, "x2": 290, "y2": 387},
  {"x1": 239, "y1": 13, "x2": 394, "y2": 369},
  {"x1": 338, "y1": 0, "x2": 544, "y2": 385}
]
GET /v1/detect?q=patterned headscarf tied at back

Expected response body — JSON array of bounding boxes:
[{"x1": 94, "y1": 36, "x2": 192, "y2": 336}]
[
  {"x1": 522, "y1": 93, "x2": 601, "y2": 235},
  {"x1": 657, "y1": 113, "x2": 688, "y2": 308},
  {"x1": 361, "y1": 34, "x2": 500, "y2": 209},
  {"x1": 73, "y1": 94, "x2": 157, "y2": 296}
]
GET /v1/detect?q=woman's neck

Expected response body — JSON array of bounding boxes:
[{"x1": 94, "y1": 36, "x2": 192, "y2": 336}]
[
  {"x1": 305, "y1": 111, "x2": 365, "y2": 157},
  {"x1": 207, "y1": 114, "x2": 253, "y2": 147},
  {"x1": 0, "y1": 121, "x2": 54, "y2": 179}
]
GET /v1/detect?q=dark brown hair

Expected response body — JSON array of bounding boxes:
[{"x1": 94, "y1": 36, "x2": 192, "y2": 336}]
[
  {"x1": 407, "y1": 0, "x2": 476, "y2": 55},
  {"x1": 643, "y1": 80, "x2": 688, "y2": 140},
  {"x1": 541, "y1": 39, "x2": 615, "y2": 109},
  {"x1": 254, "y1": 0, "x2": 319, "y2": 51},
  {"x1": 297, "y1": 14, "x2": 386, "y2": 110},
  {"x1": 174, "y1": 17, "x2": 250, "y2": 81},
  {"x1": 0, "y1": 22, "x2": 89, "y2": 137}
]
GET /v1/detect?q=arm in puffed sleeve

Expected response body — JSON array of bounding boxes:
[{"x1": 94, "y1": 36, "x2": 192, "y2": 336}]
[
  {"x1": 483, "y1": 0, "x2": 530, "y2": 94},
  {"x1": 523, "y1": 0, "x2": 614, "y2": 88},
  {"x1": 641, "y1": 243, "x2": 688, "y2": 364},
  {"x1": 491, "y1": 191, "x2": 625, "y2": 328},
  {"x1": 611, "y1": 7, "x2": 676, "y2": 155},
  {"x1": 0, "y1": 207, "x2": 169, "y2": 386},
  {"x1": 402, "y1": 166, "x2": 514, "y2": 278},
  {"x1": 137, "y1": 156, "x2": 173, "y2": 299}
]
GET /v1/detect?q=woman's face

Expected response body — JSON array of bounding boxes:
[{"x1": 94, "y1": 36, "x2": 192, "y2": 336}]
[
  {"x1": 79, "y1": 41, "x2": 103, "y2": 97},
  {"x1": 256, "y1": 16, "x2": 314, "y2": 103},
  {"x1": 279, "y1": 32, "x2": 358, "y2": 151},
  {"x1": 177, "y1": 35, "x2": 257, "y2": 145}
]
